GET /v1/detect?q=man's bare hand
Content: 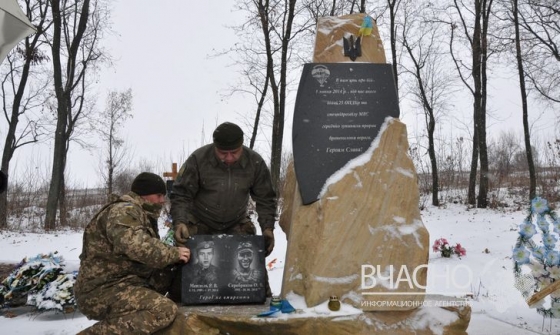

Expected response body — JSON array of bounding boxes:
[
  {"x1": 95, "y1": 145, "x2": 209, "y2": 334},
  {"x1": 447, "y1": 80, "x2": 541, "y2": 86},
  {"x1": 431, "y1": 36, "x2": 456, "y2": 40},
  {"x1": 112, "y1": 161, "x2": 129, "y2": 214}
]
[
  {"x1": 174, "y1": 223, "x2": 190, "y2": 246},
  {"x1": 177, "y1": 246, "x2": 191, "y2": 263}
]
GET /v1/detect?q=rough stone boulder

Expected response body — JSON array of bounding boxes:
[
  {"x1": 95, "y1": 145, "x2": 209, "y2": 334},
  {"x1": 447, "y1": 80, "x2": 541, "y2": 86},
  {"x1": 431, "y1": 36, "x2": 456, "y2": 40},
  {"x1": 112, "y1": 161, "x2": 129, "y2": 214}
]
[
  {"x1": 313, "y1": 13, "x2": 386, "y2": 63},
  {"x1": 281, "y1": 118, "x2": 430, "y2": 311}
]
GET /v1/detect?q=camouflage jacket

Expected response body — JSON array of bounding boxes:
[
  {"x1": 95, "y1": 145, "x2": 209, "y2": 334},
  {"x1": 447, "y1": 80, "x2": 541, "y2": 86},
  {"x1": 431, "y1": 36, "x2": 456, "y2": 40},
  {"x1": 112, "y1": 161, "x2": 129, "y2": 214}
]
[
  {"x1": 74, "y1": 192, "x2": 181, "y2": 296},
  {"x1": 170, "y1": 144, "x2": 277, "y2": 231}
]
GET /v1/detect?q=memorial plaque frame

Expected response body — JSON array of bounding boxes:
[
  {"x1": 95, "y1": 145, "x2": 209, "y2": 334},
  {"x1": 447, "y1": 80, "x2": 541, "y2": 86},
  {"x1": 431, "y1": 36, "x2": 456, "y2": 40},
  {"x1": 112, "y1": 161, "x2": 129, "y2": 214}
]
[
  {"x1": 181, "y1": 235, "x2": 266, "y2": 305},
  {"x1": 292, "y1": 63, "x2": 400, "y2": 204}
]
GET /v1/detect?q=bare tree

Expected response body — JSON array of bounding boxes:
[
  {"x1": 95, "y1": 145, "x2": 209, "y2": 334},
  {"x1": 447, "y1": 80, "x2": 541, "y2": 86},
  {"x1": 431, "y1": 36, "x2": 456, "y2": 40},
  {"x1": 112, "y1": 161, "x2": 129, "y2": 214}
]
[
  {"x1": 216, "y1": 36, "x2": 271, "y2": 150},
  {"x1": 229, "y1": 1, "x2": 395, "y2": 192},
  {"x1": 301, "y1": 0, "x2": 355, "y2": 20},
  {"x1": 516, "y1": 0, "x2": 560, "y2": 104},
  {"x1": 0, "y1": 0, "x2": 51, "y2": 229},
  {"x1": 511, "y1": 0, "x2": 537, "y2": 198},
  {"x1": 448, "y1": 0, "x2": 495, "y2": 208},
  {"x1": 96, "y1": 89, "x2": 133, "y2": 199},
  {"x1": 493, "y1": 0, "x2": 555, "y2": 199},
  {"x1": 254, "y1": 0, "x2": 296, "y2": 189},
  {"x1": 230, "y1": 0, "x2": 312, "y2": 190},
  {"x1": 387, "y1": 0, "x2": 403, "y2": 99},
  {"x1": 400, "y1": 1, "x2": 455, "y2": 206},
  {"x1": 45, "y1": 0, "x2": 107, "y2": 229}
]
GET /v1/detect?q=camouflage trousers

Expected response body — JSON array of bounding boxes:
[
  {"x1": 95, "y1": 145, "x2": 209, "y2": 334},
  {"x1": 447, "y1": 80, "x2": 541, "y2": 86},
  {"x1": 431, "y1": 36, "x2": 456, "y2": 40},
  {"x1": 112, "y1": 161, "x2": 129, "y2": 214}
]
[
  {"x1": 76, "y1": 284, "x2": 191, "y2": 335},
  {"x1": 168, "y1": 218, "x2": 272, "y2": 302}
]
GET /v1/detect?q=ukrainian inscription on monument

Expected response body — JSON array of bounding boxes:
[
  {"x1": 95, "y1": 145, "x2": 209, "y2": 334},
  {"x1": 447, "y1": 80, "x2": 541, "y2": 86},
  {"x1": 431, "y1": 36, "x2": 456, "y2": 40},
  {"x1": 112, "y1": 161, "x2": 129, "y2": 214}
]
[
  {"x1": 292, "y1": 63, "x2": 400, "y2": 204},
  {"x1": 181, "y1": 235, "x2": 266, "y2": 305}
]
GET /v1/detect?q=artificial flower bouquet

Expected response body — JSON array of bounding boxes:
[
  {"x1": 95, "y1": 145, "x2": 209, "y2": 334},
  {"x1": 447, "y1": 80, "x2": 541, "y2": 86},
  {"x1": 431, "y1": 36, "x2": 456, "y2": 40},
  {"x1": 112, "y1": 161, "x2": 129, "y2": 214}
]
[{"x1": 432, "y1": 238, "x2": 466, "y2": 258}]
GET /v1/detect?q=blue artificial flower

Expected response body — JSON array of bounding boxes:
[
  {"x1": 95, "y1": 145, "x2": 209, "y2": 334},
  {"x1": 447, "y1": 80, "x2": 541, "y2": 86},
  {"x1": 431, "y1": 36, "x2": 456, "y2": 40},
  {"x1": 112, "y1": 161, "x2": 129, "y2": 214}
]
[
  {"x1": 537, "y1": 215, "x2": 550, "y2": 233},
  {"x1": 513, "y1": 246, "x2": 531, "y2": 264},
  {"x1": 533, "y1": 246, "x2": 547, "y2": 260},
  {"x1": 546, "y1": 250, "x2": 560, "y2": 265},
  {"x1": 552, "y1": 215, "x2": 560, "y2": 232},
  {"x1": 532, "y1": 197, "x2": 549, "y2": 215},
  {"x1": 543, "y1": 233, "x2": 558, "y2": 248},
  {"x1": 519, "y1": 221, "x2": 537, "y2": 239},
  {"x1": 554, "y1": 221, "x2": 560, "y2": 235}
]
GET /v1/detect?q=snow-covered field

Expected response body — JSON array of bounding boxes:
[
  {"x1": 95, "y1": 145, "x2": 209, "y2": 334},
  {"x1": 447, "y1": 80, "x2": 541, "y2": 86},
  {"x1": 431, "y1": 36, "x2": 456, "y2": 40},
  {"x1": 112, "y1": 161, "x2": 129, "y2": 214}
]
[{"x1": 0, "y1": 202, "x2": 559, "y2": 334}]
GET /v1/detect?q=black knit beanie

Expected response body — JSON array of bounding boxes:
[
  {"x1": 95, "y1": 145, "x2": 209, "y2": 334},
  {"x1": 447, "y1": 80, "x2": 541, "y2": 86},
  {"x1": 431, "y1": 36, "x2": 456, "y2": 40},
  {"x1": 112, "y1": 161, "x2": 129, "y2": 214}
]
[
  {"x1": 213, "y1": 122, "x2": 244, "y2": 150},
  {"x1": 131, "y1": 172, "x2": 166, "y2": 196}
]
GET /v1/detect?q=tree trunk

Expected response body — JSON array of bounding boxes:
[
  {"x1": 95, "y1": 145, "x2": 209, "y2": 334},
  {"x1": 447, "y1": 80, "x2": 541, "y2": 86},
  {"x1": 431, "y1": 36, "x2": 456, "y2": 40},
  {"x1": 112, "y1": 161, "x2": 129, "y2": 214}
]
[
  {"x1": 257, "y1": 0, "x2": 296, "y2": 191},
  {"x1": 467, "y1": 125, "x2": 479, "y2": 206},
  {"x1": 0, "y1": 169, "x2": 8, "y2": 229},
  {"x1": 470, "y1": 0, "x2": 485, "y2": 207},
  {"x1": 249, "y1": 75, "x2": 269, "y2": 149},
  {"x1": 388, "y1": 0, "x2": 400, "y2": 99},
  {"x1": 0, "y1": 86, "x2": 24, "y2": 229},
  {"x1": 476, "y1": 0, "x2": 493, "y2": 209},
  {"x1": 0, "y1": 20, "x2": 44, "y2": 228},
  {"x1": 0, "y1": 111, "x2": 19, "y2": 229},
  {"x1": 45, "y1": 119, "x2": 67, "y2": 230},
  {"x1": 58, "y1": 176, "x2": 67, "y2": 227},
  {"x1": 45, "y1": 0, "x2": 90, "y2": 230},
  {"x1": 428, "y1": 116, "x2": 439, "y2": 207},
  {"x1": 513, "y1": 0, "x2": 536, "y2": 199}
]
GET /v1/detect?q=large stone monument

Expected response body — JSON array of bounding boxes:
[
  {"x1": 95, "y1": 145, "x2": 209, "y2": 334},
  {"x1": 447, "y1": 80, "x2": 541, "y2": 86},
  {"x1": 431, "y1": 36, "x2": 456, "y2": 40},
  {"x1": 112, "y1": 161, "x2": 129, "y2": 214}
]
[
  {"x1": 282, "y1": 12, "x2": 430, "y2": 312},
  {"x1": 179, "y1": 13, "x2": 471, "y2": 334}
]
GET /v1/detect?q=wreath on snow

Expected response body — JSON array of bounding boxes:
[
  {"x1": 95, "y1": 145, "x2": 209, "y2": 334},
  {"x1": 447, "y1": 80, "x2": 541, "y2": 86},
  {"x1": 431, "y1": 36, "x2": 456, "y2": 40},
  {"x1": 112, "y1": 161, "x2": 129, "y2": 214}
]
[
  {"x1": 0, "y1": 229, "x2": 176, "y2": 313},
  {"x1": 0, "y1": 252, "x2": 76, "y2": 313},
  {"x1": 513, "y1": 197, "x2": 560, "y2": 318}
]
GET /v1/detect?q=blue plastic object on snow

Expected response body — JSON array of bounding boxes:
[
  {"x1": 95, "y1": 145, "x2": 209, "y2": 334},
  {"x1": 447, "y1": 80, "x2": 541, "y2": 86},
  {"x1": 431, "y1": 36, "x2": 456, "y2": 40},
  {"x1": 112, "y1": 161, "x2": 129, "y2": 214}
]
[
  {"x1": 280, "y1": 299, "x2": 295, "y2": 313},
  {"x1": 257, "y1": 299, "x2": 296, "y2": 317}
]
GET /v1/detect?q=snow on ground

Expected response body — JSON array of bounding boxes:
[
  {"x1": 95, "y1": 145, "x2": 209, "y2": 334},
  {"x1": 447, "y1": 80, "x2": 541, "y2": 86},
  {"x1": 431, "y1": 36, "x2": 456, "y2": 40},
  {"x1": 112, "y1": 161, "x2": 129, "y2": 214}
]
[{"x1": 1, "y1": 203, "x2": 559, "y2": 334}]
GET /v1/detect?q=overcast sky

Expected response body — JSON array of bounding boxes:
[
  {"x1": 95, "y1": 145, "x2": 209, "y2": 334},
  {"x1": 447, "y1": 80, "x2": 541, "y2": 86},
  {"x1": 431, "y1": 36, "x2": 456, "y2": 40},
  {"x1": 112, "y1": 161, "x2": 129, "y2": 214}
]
[
  {"x1": 89, "y1": 1, "x2": 252, "y2": 183},
  {"x1": 8, "y1": 1, "x2": 269, "y2": 187},
  {"x1": 6, "y1": 1, "x2": 558, "y2": 188}
]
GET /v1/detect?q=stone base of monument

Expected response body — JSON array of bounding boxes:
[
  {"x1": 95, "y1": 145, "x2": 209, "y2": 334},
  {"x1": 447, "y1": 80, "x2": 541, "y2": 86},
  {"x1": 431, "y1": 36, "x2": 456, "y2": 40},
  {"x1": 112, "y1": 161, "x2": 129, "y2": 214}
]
[{"x1": 179, "y1": 295, "x2": 471, "y2": 335}]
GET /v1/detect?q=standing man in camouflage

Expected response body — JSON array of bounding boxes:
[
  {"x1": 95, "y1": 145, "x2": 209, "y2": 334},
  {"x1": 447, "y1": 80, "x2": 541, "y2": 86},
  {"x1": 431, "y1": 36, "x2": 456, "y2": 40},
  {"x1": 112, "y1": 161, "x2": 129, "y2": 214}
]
[
  {"x1": 169, "y1": 122, "x2": 277, "y2": 301},
  {"x1": 74, "y1": 172, "x2": 192, "y2": 335}
]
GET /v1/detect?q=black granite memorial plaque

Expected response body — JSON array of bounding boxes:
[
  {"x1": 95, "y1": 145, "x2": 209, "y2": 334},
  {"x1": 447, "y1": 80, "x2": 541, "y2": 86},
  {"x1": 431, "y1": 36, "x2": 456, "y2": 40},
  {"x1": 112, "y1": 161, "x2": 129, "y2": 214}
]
[
  {"x1": 181, "y1": 235, "x2": 266, "y2": 305},
  {"x1": 292, "y1": 63, "x2": 400, "y2": 205}
]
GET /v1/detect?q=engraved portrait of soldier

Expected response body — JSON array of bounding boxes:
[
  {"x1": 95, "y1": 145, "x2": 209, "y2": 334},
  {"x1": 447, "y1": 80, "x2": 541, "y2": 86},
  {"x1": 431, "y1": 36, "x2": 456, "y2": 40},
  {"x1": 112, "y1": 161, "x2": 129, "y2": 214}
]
[
  {"x1": 232, "y1": 241, "x2": 262, "y2": 284},
  {"x1": 192, "y1": 240, "x2": 218, "y2": 285}
]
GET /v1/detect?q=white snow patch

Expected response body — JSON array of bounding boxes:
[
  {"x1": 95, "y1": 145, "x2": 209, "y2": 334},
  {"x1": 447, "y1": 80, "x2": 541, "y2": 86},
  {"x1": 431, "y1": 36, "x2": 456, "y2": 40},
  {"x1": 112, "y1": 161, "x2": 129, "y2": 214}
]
[
  {"x1": 395, "y1": 167, "x2": 414, "y2": 178},
  {"x1": 368, "y1": 218, "x2": 425, "y2": 249},
  {"x1": 311, "y1": 273, "x2": 359, "y2": 284},
  {"x1": 252, "y1": 291, "x2": 364, "y2": 321},
  {"x1": 289, "y1": 273, "x2": 303, "y2": 281},
  {"x1": 410, "y1": 307, "x2": 460, "y2": 335}
]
